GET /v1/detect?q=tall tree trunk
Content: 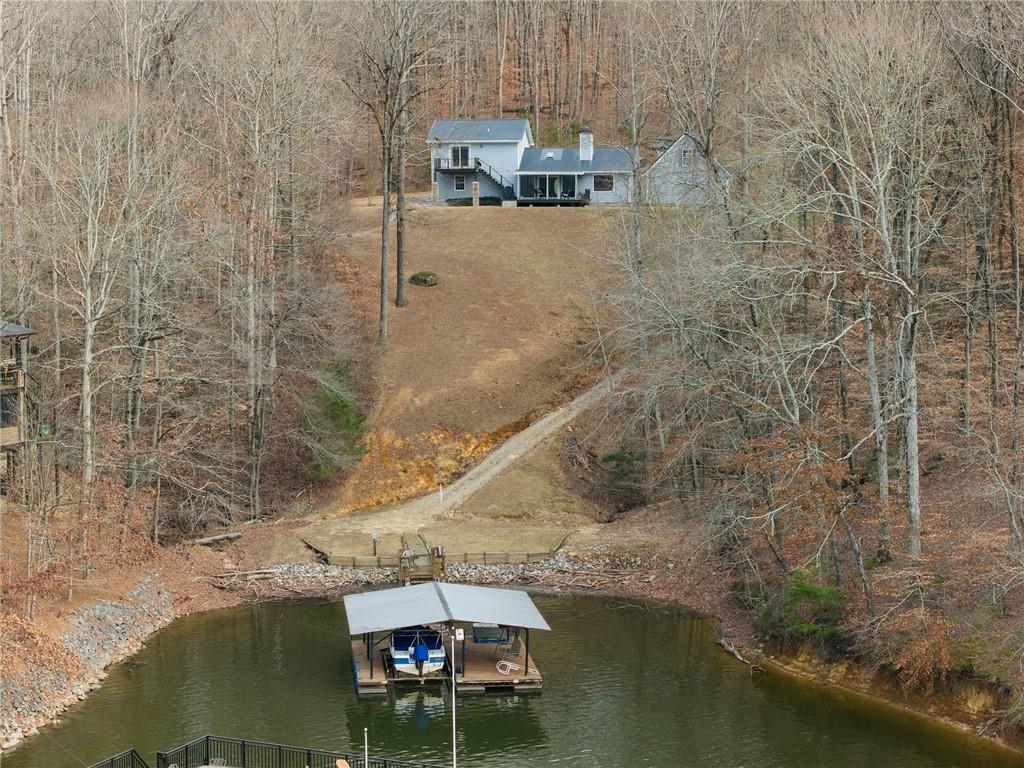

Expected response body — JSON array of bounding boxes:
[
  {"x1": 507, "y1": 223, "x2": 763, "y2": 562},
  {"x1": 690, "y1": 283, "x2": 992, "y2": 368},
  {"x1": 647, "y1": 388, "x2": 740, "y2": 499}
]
[
  {"x1": 378, "y1": 143, "x2": 391, "y2": 342},
  {"x1": 395, "y1": 75, "x2": 408, "y2": 309},
  {"x1": 903, "y1": 310, "x2": 922, "y2": 558},
  {"x1": 246, "y1": 200, "x2": 263, "y2": 520},
  {"x1": 862, "y1": 289, "x2": 889, "y2": 511}
]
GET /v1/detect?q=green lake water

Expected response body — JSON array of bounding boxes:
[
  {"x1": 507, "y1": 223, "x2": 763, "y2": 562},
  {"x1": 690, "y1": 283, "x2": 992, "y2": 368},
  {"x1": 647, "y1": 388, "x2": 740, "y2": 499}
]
[{"x1": 3, "y1": 593, "x2": 1022, "y2": 768}]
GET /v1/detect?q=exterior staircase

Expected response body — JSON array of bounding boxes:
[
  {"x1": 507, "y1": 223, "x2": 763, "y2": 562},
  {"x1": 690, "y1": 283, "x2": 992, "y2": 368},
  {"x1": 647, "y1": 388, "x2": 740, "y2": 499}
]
[{"x1": 474, "y1": 158, "x2": 516, "y2": 200}]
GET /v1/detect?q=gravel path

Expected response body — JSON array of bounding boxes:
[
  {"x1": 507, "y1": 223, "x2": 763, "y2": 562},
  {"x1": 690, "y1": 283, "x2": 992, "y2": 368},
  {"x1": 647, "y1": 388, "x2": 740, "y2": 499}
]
[{"x1": 307, "y1": 375, "x2": 617, "y2": 542}]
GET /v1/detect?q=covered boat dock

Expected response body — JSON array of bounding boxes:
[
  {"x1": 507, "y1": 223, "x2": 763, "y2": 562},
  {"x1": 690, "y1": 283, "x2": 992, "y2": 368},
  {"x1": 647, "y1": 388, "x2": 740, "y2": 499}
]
[{"x1": 343, "y1": 582, "x2": 550, "y2": 694}]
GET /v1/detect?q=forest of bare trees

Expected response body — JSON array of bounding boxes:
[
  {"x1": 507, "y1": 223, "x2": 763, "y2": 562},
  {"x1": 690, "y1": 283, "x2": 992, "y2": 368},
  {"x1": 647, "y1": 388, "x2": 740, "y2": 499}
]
[
  {"x1": 0, "y1": 0, "x2": 711, "y2": 605},
  {"x1": 4, "y1": 0, "x2": 1024, "y2": 716},
  {"x1": 0, "y1": 2, "x2": 367, "y2": 606},
  {"x1": 592, "y1": 1, "x2": 1024, "y2": 703}
]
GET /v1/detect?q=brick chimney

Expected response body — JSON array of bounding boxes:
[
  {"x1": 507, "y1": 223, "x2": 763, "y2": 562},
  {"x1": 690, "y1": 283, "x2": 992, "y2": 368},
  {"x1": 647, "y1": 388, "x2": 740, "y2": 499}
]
[{"x1": 579, "y1": 126, "x2": 593, "y2": 163}]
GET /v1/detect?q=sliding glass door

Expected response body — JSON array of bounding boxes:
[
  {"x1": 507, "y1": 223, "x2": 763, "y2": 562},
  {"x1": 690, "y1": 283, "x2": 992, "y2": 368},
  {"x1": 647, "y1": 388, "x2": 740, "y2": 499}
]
[{"x1": 520, "y1": 174, "x2": 578, "y2": 199}]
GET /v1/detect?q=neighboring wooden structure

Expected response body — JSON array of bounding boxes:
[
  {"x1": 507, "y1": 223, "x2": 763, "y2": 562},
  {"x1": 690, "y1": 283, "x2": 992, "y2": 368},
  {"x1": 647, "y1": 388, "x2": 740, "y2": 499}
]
[{"x1": 0, "y1": 320, "x2": 33, "y2": 493}]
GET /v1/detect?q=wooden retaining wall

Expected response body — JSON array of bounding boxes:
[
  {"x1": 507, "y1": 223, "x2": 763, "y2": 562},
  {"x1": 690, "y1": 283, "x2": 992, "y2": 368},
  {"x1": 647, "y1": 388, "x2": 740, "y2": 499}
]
[{"x1": 327, "y1": 550, "x2": 555, "y2": 568}]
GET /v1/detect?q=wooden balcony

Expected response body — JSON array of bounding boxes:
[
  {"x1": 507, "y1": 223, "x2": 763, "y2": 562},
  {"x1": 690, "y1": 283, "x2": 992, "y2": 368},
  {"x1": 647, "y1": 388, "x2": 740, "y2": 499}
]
[{"x1": 0, "y1": 365, "x2": 24, "y2": 390}]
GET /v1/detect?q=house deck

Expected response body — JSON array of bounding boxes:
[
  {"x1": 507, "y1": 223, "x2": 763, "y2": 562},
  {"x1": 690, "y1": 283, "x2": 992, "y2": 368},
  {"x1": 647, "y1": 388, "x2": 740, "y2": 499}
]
[{"x1": 515, "y1": 197, "x2": 589, "y2": 207}]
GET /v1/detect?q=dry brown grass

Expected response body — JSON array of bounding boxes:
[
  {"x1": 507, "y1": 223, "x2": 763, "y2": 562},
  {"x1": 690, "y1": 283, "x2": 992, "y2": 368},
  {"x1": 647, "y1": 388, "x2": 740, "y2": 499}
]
[{"x1": 332, "y1": 201, "x2": 620, "y2": 511}]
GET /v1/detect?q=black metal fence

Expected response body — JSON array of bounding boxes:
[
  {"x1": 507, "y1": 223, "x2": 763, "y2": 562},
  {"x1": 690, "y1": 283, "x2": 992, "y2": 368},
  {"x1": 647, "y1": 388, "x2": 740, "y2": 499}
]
[
  {"x1": 155, "y1": 735, "x2": 446, "y2": 768},
  {"x1": 88, "y1": 748, "x2": 150, "y2": 768}
]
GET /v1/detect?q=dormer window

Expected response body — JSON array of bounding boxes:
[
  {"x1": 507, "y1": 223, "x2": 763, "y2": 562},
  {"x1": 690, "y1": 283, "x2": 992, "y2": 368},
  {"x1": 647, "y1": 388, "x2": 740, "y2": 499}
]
[{"x1": 451, "y1": 145, "x2": 470, "y2": 168}]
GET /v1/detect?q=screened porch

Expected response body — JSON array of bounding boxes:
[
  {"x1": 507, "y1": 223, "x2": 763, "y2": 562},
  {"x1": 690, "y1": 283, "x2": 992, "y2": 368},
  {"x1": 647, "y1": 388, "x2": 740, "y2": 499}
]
[{"x1": 518, "y1": 173, "x2": 588, "y2": 204}]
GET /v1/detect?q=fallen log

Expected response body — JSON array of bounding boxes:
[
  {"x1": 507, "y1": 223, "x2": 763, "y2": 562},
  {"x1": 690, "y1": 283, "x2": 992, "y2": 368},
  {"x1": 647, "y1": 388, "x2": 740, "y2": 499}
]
[
  {"x1": 191, "y1": 532, "x2": 241, "y2": 546},
  {"x1": 213, "y1": 569, "x2": 276, "y2": 580},
  {"x1": 717, "y1": 638, "x2": 764, "y2": 674}
]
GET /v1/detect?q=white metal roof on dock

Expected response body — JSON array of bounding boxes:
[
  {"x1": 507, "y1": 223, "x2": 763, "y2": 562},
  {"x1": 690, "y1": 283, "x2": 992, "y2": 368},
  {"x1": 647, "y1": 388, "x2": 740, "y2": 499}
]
[{"x1": 343, "y1": 582, "x2": 551, "y2": 635}]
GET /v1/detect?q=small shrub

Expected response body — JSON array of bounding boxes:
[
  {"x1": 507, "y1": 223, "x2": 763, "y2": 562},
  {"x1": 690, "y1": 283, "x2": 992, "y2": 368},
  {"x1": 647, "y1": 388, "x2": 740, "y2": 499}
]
[
  {"x1": 410, "y1": 271, "x2": 439, "y2": 286},
  {"x1": 442, "y1": 198, "x2": 501, "y2": 207},
  {"x1": 756, "y1": 569, "x2": 847, "y2": 658}
]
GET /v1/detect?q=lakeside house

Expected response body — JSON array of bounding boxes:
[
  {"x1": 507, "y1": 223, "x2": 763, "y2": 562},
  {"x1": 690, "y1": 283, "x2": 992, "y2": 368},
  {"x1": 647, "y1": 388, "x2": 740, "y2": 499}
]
[
  {"x1": 427, "y1": 118, "x2": 532, "y2": 202},
  {"x1": 427, "y1": 118, "x2": 724, "y2": 206}
]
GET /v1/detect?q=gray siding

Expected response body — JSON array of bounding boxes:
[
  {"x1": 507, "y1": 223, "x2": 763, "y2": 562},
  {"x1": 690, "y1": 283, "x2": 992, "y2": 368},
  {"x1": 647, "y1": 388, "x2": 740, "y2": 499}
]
[
  {"x1": 580, "y1": 172, "x2": 632, "y2": 204},
  {"x1": 435, "y1": 171, "x2": 505, "y2": 202},
  {"x1": 431, "y1": 139, "x2": 524, "y2": 200},
  {"x1": 645, "y1": 135, "x2": 722, "y2": 205}
]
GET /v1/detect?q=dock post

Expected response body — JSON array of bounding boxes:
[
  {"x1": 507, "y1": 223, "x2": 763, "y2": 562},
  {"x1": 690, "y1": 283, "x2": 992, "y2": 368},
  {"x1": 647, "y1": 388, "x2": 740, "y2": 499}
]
[
  {"x1": 369, "y1": 632, "x2": 374, "y2": 679},
  {"x1": 524, "y1": 628, "x2": 529, "y2": 676},
  {"x1": 451, "y1": 631, "x2": 458, "y2": 768}
]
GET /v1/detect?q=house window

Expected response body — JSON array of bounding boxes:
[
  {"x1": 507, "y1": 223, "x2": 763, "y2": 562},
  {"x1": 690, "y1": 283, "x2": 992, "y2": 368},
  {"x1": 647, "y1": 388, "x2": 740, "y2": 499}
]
[
  {"x1": 594, "y1": 174, "x2": 614, "y2": 192},
  {"x1": 454, "y1": 175, "x2": 466, "y2": 192},
  {"x1": 451, "y1": 145, "x2": 470, "y2": 168},
  {"x1": 681, "y1": 147, "x2": 695, "y2": 166}
]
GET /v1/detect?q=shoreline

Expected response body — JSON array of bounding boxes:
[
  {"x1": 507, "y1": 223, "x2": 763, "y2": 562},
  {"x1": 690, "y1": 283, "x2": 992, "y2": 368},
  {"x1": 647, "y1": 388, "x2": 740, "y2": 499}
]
[{"x1": 2, "y1": 555, "x2": 1022, "y2": 761}]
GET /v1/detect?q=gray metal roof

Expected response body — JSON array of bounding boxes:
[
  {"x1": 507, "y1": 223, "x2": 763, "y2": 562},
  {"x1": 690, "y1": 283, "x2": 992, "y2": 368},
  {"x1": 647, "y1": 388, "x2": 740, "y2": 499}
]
[
  {"x1": 0, "y1": 321, "x2": 34, "y2": 338},
  {"x1": 343, "y1": 582, "x2": 551, "y2": 635},
  {"x1": 516, "y1": 146, "x2": 633, "y2": 175},
  {"x1": 427, "y1": 119, "x2": 532, "y2": 144}
]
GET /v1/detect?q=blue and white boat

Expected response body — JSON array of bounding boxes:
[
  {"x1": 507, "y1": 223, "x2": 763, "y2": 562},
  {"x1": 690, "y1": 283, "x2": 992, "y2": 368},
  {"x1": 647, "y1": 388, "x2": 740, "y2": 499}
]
[{"x1": 390, "y1": 626, "x2": 446, "y2": 676}]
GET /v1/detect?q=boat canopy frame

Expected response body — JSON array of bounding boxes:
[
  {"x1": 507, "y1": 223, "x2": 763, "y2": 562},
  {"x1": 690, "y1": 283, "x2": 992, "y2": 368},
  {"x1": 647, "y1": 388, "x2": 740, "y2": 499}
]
[{"x1": 343, "y1": 581, "x2": 551, "y2": 635}]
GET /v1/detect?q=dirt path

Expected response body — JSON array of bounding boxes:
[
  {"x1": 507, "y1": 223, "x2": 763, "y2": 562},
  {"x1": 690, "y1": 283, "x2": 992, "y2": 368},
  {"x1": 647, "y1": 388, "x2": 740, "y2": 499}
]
[{"x1": 300, "y1": 375, "x2": 615, "y2": 556}]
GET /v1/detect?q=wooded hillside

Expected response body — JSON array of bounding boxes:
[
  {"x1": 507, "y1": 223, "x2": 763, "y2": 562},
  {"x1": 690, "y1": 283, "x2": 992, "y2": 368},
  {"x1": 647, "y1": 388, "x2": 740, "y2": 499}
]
[{"x1": 4, "y1": 0, "x2": 1024, "y2": 727}]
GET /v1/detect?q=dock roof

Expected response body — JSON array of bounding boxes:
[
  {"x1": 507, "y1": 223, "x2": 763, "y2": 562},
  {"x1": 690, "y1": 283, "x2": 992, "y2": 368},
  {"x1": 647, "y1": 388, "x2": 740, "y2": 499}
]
[
  {"x1": 427, "y1": 119, "x2": 532, "y2": 144},
  {"x1": 343, "y1": 582, "x2": 551, "y2": 635}
]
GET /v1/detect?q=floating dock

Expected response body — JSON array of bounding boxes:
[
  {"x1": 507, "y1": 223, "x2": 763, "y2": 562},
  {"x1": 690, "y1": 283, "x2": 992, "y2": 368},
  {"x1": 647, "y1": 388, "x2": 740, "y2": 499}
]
[{"x1": 351, "y1": 633, "x2": 542, "y2": 695}]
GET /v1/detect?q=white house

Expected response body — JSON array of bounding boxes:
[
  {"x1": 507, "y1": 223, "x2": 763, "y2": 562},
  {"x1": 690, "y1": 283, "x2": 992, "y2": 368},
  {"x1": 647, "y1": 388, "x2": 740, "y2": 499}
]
[
  {"x1": 427, "y1": 119, "x2": 533, "y2": 203},
  {"x1": 427, "y1": 119, "x2": 724, "y2": 207},
  {"x1": 515, "y1": 128, "x2": 633, "y2": 205}
]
